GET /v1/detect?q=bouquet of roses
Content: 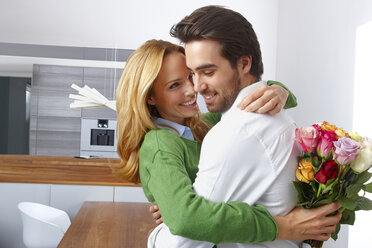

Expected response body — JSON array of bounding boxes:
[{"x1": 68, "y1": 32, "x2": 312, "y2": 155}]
[{"x1": 294, "y1": 121, "x2": 372, "y2": 248}]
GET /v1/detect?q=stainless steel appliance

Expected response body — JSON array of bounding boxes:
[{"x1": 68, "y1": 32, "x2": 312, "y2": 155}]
[{"x1": 80, "y1": 118, "x2": 119, "y2": 158}]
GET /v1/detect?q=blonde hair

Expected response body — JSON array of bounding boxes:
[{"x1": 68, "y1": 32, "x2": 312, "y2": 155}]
[{"x1": 112, "y1": 39, "x2": 211, "y2": 183}]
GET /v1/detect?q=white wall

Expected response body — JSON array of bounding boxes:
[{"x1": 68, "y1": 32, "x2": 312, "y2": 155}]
[
  {"x1": 276, "y1": 1, "x2": 372, "y2": 247},
  {"x1": 276, "y1": 0, "x2": 372, "y2": 129},
  {"x1": 0, "y1": 0, "x2": 279, "y2": 79}
]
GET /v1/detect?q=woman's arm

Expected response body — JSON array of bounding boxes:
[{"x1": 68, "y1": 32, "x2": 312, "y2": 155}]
[
  {"x1": 142, "y1": 132, "x2": 340, "y2": 244},
  {"x1": 237, "y1": 80, "x2": 297, "y2": 114},
  {"x1": 267, "y1": 80, "x2": 297, "y2": 109},
  {"x1": 140, "y1": 132, "x2": 277, "y2": 244},
  {"x1": 201, "y1": 81, "x2": 297, "y2": 127},
  {"x1": 146, "y1": 154, "x2": 278, "y2": 244}
]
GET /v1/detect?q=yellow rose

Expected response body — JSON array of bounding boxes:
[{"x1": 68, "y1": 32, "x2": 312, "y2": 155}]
[
  {"x1": 335, "y1": 128, "x2": 347, "y2": 139},
  {"x1": 349, "y1": 131, "x2": 362, "y2": 142},
  {"x1": 321, "y1": 121, "x2": 337, "y2": 132},
  {"x1": 296, "y1": 159, "x2": 315, "y2": 183}
]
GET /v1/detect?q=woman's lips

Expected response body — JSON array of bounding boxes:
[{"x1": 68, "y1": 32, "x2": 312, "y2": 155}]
[{"x1": 181, "y1": 96, "x2": 197, "y2": 107}]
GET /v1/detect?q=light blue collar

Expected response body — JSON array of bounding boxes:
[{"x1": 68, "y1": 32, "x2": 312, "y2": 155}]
[{"x1": 153, "y1": 118, "x2": 195, "y2": 141}]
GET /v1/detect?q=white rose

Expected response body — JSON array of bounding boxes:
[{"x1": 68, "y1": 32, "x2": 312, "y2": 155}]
[{"x1": 351, "y1": 139, "x2": 372, "y2": 173}]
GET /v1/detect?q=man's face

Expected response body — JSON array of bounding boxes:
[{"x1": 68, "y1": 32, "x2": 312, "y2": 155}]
[{"x1": 185, "y1": 39, "x2": 241, "y2": 113}]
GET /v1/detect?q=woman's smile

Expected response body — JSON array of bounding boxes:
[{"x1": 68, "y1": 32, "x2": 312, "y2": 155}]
[{"x1": 181, "y1": 95, "x2": 197, "y2": 107}]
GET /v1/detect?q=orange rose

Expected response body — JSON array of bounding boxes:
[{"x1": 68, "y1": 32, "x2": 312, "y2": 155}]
[
  {"x1": 296, "y1": 158, "x2": 315, "y2": 183},
  {"x1": 321, "y1": 121, "x2": 337, "y2": 132}
]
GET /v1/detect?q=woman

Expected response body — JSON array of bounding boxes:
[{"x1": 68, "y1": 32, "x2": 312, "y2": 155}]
[{"x1": 113, "y1": 39, "x2": 296, "y2": 245}]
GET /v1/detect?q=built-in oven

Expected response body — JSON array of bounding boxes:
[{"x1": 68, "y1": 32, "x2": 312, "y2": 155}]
[{"x1": 80, "y1": 118, "x2": 119, "y2": 158}]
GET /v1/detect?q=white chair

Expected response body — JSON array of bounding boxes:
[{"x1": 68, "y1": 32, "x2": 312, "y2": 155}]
[{"x1": 18, "y1": 202, "x2": 71, "y2": 248}]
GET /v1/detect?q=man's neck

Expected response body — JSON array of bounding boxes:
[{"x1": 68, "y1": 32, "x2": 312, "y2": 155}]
[
  {"x1": 221, "y1": 80, "x2": 265, "y2": 118},
  {"x1": 239, "y1": 74, "x2": 259, "y2": 91}
]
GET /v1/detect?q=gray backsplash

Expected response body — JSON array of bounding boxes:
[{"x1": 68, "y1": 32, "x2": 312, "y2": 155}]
[{"x1": 30, "y1": 64, "x2": 122, "y2": 156}]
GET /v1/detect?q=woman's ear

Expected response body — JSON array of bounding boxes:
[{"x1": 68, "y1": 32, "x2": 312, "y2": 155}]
[{"x1": 147, "y1": 95, "x2": 156, "y2": 105}]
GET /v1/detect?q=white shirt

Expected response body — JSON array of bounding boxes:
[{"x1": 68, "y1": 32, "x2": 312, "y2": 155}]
[{"x1": 149, "y1": 81, "x2": 300, "y2": 248}]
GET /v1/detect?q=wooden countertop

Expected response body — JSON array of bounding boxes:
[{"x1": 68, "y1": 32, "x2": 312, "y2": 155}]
[{"x1": 0, "y1": 155, "x2": 139, "y2": 186}]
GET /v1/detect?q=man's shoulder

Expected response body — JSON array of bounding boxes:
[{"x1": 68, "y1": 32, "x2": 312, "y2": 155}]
[
  {"x1": 224, "y1": 107, "x2": 294, "y2": 126},
  {"x1": 220, "y1": 109, "x2": 296, "y2": 140},
  {"x1": 252, "y1": 111, "x2": 296, "y2": 145}
]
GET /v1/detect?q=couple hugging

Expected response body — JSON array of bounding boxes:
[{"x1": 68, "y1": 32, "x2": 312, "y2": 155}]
[{"x1": 112, "y1": 5, "x2": 341, "y2": 248}]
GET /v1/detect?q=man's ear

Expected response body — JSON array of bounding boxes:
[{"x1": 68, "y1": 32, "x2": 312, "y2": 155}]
[
  {"x1": 147, "y1": 95, "x2": 156, "y2": 105},
  {"x1": 239, "y1": 56, "x2": 252, "y2": 74}
]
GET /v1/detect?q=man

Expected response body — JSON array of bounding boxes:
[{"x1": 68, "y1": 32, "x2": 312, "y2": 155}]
[{"x1": 150, "y1": 5, "x2": 341, "y2": 248}]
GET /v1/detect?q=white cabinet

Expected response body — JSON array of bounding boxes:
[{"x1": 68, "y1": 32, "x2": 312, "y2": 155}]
[
  {"x1": 114, "y1": 186, "x2": 148, "y2": 202},
  {"x1": 50, "y1": 184, "x2": 114, "y2": 219}
]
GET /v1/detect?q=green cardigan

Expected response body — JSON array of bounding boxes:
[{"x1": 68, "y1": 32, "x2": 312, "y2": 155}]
[
  {"x1": 139, "y1": 81, "x2": 297, "y2": 244},
  {"x1": 140, "y1": 130, "x2": 278, "y2": 244}
]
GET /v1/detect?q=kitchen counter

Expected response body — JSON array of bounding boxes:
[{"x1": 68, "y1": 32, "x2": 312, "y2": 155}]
[{"x1": 0, "y1": 155, "x2": 138, "y2": 186}]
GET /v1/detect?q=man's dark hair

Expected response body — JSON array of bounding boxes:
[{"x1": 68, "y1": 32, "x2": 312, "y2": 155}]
[{"x1": 170, "y1": 5, "x2": 263, "y2": 80}]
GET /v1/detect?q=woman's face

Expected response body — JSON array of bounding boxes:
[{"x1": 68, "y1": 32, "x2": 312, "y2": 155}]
[{"x1": 148, "y1": 51, "x2": 199, "y2": 125}]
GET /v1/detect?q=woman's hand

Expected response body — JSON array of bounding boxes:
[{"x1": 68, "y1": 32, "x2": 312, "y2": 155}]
[
  {"x1": 149, "y1": 204, "x2": 163, "y2": 225},
  {"x1": 237, "y1": 84, "x2": 289, "y2": 115}
]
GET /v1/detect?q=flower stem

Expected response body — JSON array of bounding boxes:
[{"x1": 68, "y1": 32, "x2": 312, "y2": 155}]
[
  {"x1": 317, "y1": 183, "x2": 322, "y2": 198},
  {"x1": 305, "y1": 239, "x2": 324, "y2": 248}
]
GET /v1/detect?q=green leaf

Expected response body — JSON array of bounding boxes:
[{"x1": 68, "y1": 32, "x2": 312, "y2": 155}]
[
  {"x1": 312, "y1": 198, "x2": 331, "y2": 207},
  {"x1": 327, "y1": 192, "x2": 339, "y2": 202},
  {"x1": 364, "y1": 182, "x2": 372, "y2": 193},
  {"x1": 343, "y1": 171, "x2": 356, "y2": 187},
  {"x1": 312, "y1": 192, "x2": 338, "y2": 207},
  {"x1": 346, "y1": 183, "x2": 364, "y2": 197},
  {"x1": 312, "y1": 156, "x2": 322, "y2": 168},
  {"x1": 293, "y1": 181, "x2": 306, "y2": 203},
  {"x1": 338, "y1": 196, "x2": 357, "y2": 210},
  {"x1": 293, "y1": 181, "x2": 314, "y2": 203},
  {"x1": 354, "y1": 171, "x2": 372, "y2": 185},
  {"x1": 310, "y1": 181, "x2": 319, "y2": 194},
  {"x1": 304, "y1": 152, "x2": 311, "y2": 158},
  {"x1": 340, "y1": 209, "x2": 355, "y2": 225},
  {"x1": 356, "y1": 196, "x2": 372, "y2": 210},
  {"x1": 331, "y1": 223, "x2": 341, "y2": 241}
]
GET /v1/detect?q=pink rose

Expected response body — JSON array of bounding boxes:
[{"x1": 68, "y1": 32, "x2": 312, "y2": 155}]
[
  {"x1": 333, "y1": 137, "x2": 360, "y2": 165},
  {"x1": 317, "y1": 130, "x2": 337, "y2": 158},
  {"x1": 295, "y1": 125, "x2": 321, "y2": 153}
]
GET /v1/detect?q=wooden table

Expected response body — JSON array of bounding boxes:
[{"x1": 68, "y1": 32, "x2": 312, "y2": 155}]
[{"x1": 58, "y1": 202, "x2": 157, "y2": 248}]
